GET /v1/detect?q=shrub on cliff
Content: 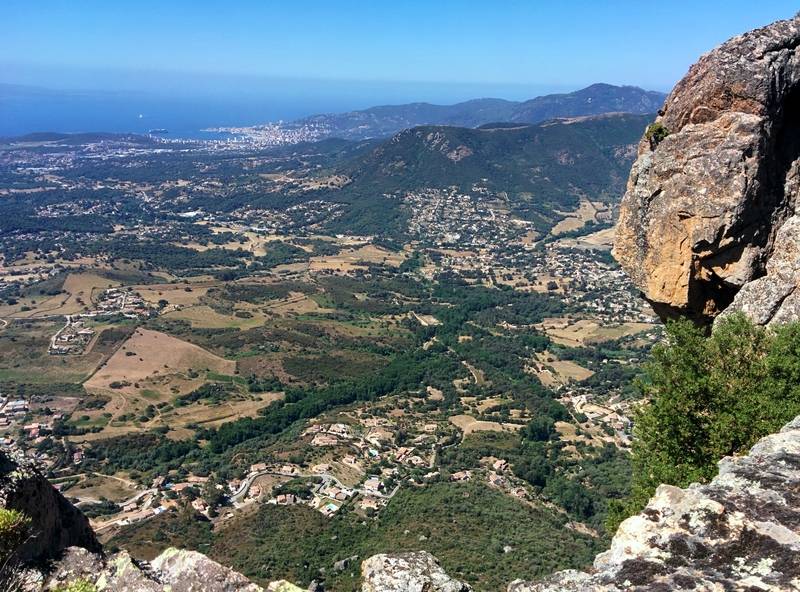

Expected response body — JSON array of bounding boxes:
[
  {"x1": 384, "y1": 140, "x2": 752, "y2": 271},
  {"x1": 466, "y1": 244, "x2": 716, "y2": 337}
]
[
  {"x1": 0, "y1": 508, "x2": 32, "y2": 592},
  {"x1": 644, "y1": 121, "x2": 669, "y2": 148},
  {"x1": 608, "y1": 314, "x2": 800, "y2": 529}
]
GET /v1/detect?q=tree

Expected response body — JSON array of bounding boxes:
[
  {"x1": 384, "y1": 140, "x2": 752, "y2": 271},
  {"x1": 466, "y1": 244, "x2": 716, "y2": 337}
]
[{"x1": 609, "y1": 314, "x2": 800, "y2": 530}]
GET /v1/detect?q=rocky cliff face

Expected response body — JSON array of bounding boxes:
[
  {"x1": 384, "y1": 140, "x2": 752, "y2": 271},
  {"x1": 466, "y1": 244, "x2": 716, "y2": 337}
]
[
  {"x1": 0, "y1": 449, "x2": 100, "y2": 562},
  {"x1": 506, "y1": 415, "x2": 800, "y2": 591},
  {"x1": 44, "y1": 546, "x2": 281, "y2": 592},
  {"x1": 614, "y1": 16, "x2": 800, "y2": 325}
]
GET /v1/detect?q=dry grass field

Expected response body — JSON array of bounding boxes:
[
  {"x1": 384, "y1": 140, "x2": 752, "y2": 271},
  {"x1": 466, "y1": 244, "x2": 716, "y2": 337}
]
[
  {"x1": 73, "y1": 328, "x2": 286, "y2": 441},
  {"x1": 536, "y1": 317, "x2": 653, "y2": 347},
  {"x1": 528, "y1": 351, "x2": 594, "y2": 387},
  {"x1": 426, "y1": 386, "x2": 445, "y2": 401},
  {"x1": 66, "y1": 473, "x2": 141, "y2": 503},
  {"x1": 264, "y1": 292, "x2": 334, "y2": 316},
  {"x1": 556, "y1": 226, "x2": 615, "y2": 251},
  {"x1": 550, "y1": 199, "x2": 601, "y2": 236},
  {"x1": 135, "y1": 284, "x2": 210, "y2": 308},
  {"x1": 164, "y1": 305, "x2": 266, "y2": 329},
  {"x1": 475, "y1": 397, "x2": 512, "y2": 413},
  {"x1": 449, "y1": 414, "x2": 523, "y2": 435},
  {"x1": 158, "y1": 391, "x2": 284, "y2": 440},
  {"x1": 309, "y1": 244, "x2": 406, "y2": 272},
  {"x1": 84, "y1": 328, "x2": 234, "y2": 398}
]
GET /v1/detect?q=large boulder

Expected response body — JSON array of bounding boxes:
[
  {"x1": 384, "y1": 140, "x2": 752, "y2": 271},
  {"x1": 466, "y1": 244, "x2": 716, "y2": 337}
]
[
  {"x1": 361, "y1": 552, "x2": 472, "y2": 592},
  {"x1": 507, "y1": 415, "x2": 800, "y2": 590},
  {"x1": 151, "y1": 547, "x2": 264, "y2": 592},
  {"x1": 614, "y1": 16, "x2": 800, "y2": 324}
]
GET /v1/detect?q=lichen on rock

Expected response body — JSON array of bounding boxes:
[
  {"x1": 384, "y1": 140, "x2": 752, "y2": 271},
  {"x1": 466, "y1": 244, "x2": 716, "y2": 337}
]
[
  {"x1": 361, "y1": 551, "x2": 472, "y2": 592},
  {"x1": 507, "y1": 415, "x2": 800, "y2": 591}
]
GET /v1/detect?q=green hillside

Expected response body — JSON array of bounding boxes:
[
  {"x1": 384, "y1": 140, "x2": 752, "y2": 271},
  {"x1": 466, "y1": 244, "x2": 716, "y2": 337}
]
[{"x1": 325, "y1": 112, "x2": 651, "y2": 235}]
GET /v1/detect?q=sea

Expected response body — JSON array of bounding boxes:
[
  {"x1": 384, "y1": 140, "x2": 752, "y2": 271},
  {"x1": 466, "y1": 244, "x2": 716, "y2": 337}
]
[
  {"x1": 0, "y1": 80, "x2": 567, "y2": 140},
  {"x1": 0, "y1": 90, "x2": 357, "y2": 139}
]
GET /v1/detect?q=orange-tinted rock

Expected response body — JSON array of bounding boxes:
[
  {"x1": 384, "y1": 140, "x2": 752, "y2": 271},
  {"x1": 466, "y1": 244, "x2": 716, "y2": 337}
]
[{"x1": 614, "y1": 17, "x2": 800, "y2": 324}]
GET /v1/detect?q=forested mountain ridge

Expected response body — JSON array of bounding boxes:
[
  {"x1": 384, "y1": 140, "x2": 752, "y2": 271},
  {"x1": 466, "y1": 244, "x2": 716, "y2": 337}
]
[
  {"x1": 292, "y1": 83, "x2": 665, "y2": 140},
  {"x1": 325, "y1": 112, "x2": 652, "y2": 235}
]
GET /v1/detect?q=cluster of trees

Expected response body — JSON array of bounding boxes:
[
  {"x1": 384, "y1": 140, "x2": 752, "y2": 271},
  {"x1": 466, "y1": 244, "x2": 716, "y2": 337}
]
[
  {"x1": 86, "y1": 238, "x2": 249, "y2": 271},
  {"x1": 204, "y1": 347, "x2": 463, "y2": 453},
  {"x1": 83, "y1": 433, "x2": 197, "y2": 477},
  {"x1": 609, "y1": 314, "x2": 800, "y2": 529}
]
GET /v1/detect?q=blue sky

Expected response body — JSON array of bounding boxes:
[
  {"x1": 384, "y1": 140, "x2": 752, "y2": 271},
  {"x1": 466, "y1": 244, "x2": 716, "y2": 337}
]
[{"x1": 2, "y1": 1, "x2": 798, "y2": 99}]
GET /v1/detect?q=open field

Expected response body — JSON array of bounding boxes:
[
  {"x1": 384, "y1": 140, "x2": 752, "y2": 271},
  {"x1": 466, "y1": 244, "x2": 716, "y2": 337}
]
[
  {"x1": 164, "y1": 305, "x2": 266, "y2": 329},
  {"x1": 0, "y1": 272, "x2": 119, "y2": 319},
  {"x1": 73, "y1": 328, "x2": 286, "y2": 441},
  {"x1": 529, "y1": 351, "x2": 594, "y2": 387},
  {"x1": 555, "y1": 421, "x2": 612, "y2": 453},
  {"x1": 136, "y1": 284, "x2": 210, "y2": 308},
  {"x1": 550, "y1": 199, "x2": 600, "y2": 236},
  {"x1": 475, "y1": 397, "x2": 512, "y2": 413},
  {"x1": 70, "y1": 390, "x2": 283, "y2": 443},
  {"x1": 64, "y1": 473, "x2": 141, "y2": 504},
  {"x1": 449, "y1": 414, "x2": 523, "y2": 435},
  {"x1": 158, "y1": 391, "x2": 284, "y2": 440},
  {"x1": 536, "y1": 317, "x2": 653, "y2": 347},
  {"x1": 556, "y1": 226, "x2": 615, "y2": 251},
  {"x1": 309, "y1": 245, "x2": 406, "y2": 272},
  {"x1": 85, "y1": 328, "x2": 235, "y2": 396},
  {"x1": 264, "y1": 292, "x2": 334, "y2": 316}
]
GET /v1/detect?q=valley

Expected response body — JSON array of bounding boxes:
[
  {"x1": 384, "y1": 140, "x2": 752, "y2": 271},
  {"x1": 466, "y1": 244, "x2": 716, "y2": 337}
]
[{"x1": 0, "y1": 104, "x2": 658, "y2": 591}]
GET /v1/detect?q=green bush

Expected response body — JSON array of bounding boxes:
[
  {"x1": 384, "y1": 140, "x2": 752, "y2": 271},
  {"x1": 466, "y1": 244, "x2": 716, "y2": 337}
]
[
  {"x1": 0, "y1": 508, "x2": 30, "y2": 554},
  {"x1": 53, "y1": 579, "x2": 97, "y2": 592},
  {"x1": 608, "y1": 314, "x2": 800, "y2": 530},
  {"x1": 645, "y1": 121, "x2": 669, "y2": 147},
  {"x1": 0, "y1": 509, "x2": 32, "y2": 592}
]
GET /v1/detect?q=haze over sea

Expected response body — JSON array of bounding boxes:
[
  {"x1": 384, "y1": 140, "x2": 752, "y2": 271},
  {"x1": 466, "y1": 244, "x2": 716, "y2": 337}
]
[{"x1": 0, "y1": 78, "x2": 573, "y2": 138}]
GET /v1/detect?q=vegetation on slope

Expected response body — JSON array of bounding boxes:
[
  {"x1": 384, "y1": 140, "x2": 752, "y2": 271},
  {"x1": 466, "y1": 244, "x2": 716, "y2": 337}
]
[
  {"x1": 329, "y1": 113, "x2": 650, "y2": 235},
  {"x1": 110, "y1": 481, "x2": 601, "y2": 592},
  {"x1": 609, "y1": 313, "x2": 800, "y2": 529}
]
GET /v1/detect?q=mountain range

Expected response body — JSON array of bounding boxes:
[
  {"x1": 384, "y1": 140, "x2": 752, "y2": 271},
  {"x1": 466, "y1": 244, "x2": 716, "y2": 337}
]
[{"x1": 291, "y1": 83, "x2": 666, "y2": 140}]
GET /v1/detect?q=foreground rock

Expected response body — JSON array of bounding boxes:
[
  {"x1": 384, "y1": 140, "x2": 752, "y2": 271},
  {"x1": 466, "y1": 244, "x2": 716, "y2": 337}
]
[
  {"x1": 361, "y1": 552, "x2": 472, "y2": 592},
  {"x1": 614, "y1": 16, "x2": 800, "y2": 324},
  {"x1": 508, "y1": 415, "x2": 800, "y2": 591},
  {"x1": 0, "y1": 449, "x2": 100, "y2": 562},
  {"x1": 45, "y1": 546, "x2": 268, "y2": 591}
]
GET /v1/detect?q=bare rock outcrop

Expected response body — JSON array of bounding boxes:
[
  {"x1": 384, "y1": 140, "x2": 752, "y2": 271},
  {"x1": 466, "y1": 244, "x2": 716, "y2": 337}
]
[
  {"x1": 0, "y1": 449, "x2": 100, "y2": 562},
  {"x1": 151, "y1": 547, "x2": 265, "y2": 592},
  {"x1": 614, "y1": 16, "x2": 800, "y2": 324},
  {"x1": 361, "y1": 552, "x2": 472, "y2": 592},
  {"x1": 507, "y1": 415, "x2": 800, "y2": 591},
  {"x1": 45, "y1": 546, "x2": 269, "y2": 591}
]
